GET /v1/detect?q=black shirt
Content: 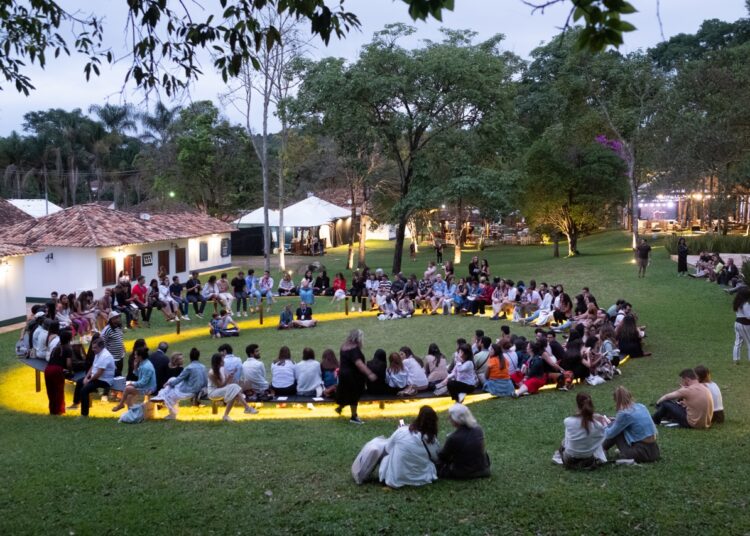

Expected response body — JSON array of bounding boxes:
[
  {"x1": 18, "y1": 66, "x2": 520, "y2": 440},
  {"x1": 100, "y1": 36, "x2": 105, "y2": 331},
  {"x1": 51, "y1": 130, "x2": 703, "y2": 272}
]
[
  {"x1": 438, "y1": 425, "x2": 491, "y2": 479},
  {"x1": 185, "y1": 278, "x2": 201, "y2": 296},
  {"x1": 231, "y1": 277, "x2": 246, "y2": 293},
  {"x1": 636, "y1": 243, "x2": 651, "y2": 259},
  {"x1": 150, "y1": 351, "x2": 171, "y2": 391},
  {"x1": 296, "y1": 307, "x2": 313, "y2": 320},
  {"x1": 48, "y1": 344, "x2": 72, "y2": 368}
]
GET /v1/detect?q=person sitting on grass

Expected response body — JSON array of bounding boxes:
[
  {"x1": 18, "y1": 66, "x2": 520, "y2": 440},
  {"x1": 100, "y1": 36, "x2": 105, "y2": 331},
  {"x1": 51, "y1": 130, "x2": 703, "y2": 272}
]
[
  {"x1": 241, "y1": 344, "x2": 271, "y2": 400},
  {"x1": 293, "y1": 301, "x2": 317, "y2": 328},
  {"x1": 295, "y1": 347, "x2": 323, "y2": 397},
  {"x1": 378, "y1": 405, "x2": 440, "y2": 488},
  {"x1": 151, "y1": 348, "x2": 208, "y2": 420},
  {"x1": 652, "y1": 369, "x2": 714, "y2": 429},
  {"x1": 397, "y1": 294, "x2": 415, "y2": 318},
  {"x1": 378, "y1": 295, "x2": 399, "y2": 320},
  {"x1": 386, "y1": 352, "x2": 409, "y2": 394},
  {"x1": 437, "y1": 404, "x2": 490, "y2": 480},
  {"x1": 694, "y1": 365, "x2": 724, "y2": 424},
  {"x1": 483, "y1": 343, "x2": 515, "y2": 397},
  {"x1": 473, "y1": 336, "x2": 492, "y2": 386},
  {"x1": 321, "y1": 349, "x2": 339, "y2": 398},
  {"x1": 207, "y1": 353, "x2": 257, "y2": 421},
  {"x1": 515, "y1": 340, "x2": 548, "y2": 397},
  {"x1": 278, "y1": 304, "x2": 294, "y2": 330},
  {"x1": 616, "y1": 314, "x2": 651, "y2": 358},
  {"x1": 440, "y1": 343, "x2": 477, "y2": 403},
  {"x1": 603, "y1": 386, "x2": 660, "y2": 463},
  {"x1": 271, "y1": 346, "x2": 296, "y2": 397},
  {"x1": 112, "y1": 346, "x2": 156, "y2": 412},
  {"x1": 211, "y1": 309, "x2": 239, "y2": 338},
  {"x1": 554, "y1": 392, "x2": 608, "y2": 470}
]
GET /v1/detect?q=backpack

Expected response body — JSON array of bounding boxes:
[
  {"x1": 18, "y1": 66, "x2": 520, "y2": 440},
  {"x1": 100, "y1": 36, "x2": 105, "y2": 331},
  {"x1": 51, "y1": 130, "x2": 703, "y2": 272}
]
[{"x1": 351, "y1": 436, "x2": 388, "y2": 484}]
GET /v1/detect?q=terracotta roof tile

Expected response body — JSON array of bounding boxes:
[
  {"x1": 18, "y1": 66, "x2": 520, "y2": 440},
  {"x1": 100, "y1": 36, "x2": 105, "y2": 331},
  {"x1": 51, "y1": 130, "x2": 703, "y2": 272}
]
[
  {"x1": 0, "y1": 198, "x2": 34, "y2": 227},
  {"x1": 0, "y1": 243, "x2": 41, "y2": 257},
  {"x1": 0, "y1": 204, "x2": 234, "y2": 249}
]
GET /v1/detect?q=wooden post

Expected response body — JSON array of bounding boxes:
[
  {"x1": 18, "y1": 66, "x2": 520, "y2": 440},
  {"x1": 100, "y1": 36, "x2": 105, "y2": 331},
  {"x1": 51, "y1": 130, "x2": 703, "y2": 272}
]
[
  {"x1": 345, "y1": 296, "x2": 349, "y2": 316},
  {"x1": 176, "y1": 317, "x2": 181, "y2": 335},
  {"x1": 35, "y1": 369, "x2": 41, "y2": 393},
  {"x1": 259, "y1": 297, "x2": 264, "y2": 325}
]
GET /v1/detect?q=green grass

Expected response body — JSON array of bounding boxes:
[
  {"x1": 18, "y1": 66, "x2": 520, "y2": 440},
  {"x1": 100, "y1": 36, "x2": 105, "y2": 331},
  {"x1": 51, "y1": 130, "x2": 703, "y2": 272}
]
[{"x1": 1, "y1": 232, "x2": 748, "y2": 535}]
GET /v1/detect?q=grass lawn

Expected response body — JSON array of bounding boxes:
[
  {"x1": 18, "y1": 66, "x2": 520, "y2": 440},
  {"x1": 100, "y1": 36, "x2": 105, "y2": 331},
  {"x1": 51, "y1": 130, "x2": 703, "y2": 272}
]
[{"x1": 1, "y1": 231, "x2": 748, "y2": 535}]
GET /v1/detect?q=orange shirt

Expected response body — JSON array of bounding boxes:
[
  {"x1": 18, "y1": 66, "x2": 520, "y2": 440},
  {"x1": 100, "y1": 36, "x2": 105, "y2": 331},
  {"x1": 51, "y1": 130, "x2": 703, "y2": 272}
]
[{"x1": 486, "y1": 356, "x2": 510, "y2": 381}]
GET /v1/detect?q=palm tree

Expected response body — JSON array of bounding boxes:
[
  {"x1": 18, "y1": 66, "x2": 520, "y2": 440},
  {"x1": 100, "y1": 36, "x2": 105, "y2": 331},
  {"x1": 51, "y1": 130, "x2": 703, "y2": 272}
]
[{"x1": 140, "y1": 101, "x2": 181, "y2": 147}]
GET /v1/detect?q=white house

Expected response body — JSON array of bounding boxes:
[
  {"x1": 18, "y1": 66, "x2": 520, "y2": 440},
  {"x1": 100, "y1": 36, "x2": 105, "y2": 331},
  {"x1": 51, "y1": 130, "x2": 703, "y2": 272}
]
[
  {"x1": 0, "y1": 244, "x2": 40, "y2": 326},
  {"x1": 0, "y1": 204, "x2": 235, "y2": 300}
]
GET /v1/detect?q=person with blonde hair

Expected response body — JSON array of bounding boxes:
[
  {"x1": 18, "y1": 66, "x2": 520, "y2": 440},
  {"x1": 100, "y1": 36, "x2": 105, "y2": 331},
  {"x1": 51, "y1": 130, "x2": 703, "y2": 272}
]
[
  {"x1": 603, "y1": 386, "x2": 660, "y2": 463},
  {"x1": 436, "y1": 404, "x2": 491, "y2": 479},
  {"x1": 335, "y1": 329, "x2": 377, "y2": 424}
]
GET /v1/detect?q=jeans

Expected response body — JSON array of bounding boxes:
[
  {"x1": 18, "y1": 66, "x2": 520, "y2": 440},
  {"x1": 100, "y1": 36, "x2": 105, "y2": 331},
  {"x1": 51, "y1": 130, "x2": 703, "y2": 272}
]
[
  {"x1": 114, "y1": 305, "x2": 133, "y2": 327},
  {"x1": 73, "y1": 378, "x2": 111, "y2": 416},
  {"x1": 299, "y1": 288, "x2": 314, "y2": 305},
  {"x1": 234, "y1": 291, "x2": 248, "y2": 313},
  {"x1": 602, "y1": 432, "x2": 660, "y2": 463},
  {"x1": 186, "y1": 293, "x2": 206, "y2": 314},
  {"x1": 260, "y1": 289, "x2": 274, "y2": 305},
  {"x1": 652, "y1": 400, "x2": 690, "y2": 428},
  {"x1": 247, "y1": 289, "x2": 262, "y2": 308}
]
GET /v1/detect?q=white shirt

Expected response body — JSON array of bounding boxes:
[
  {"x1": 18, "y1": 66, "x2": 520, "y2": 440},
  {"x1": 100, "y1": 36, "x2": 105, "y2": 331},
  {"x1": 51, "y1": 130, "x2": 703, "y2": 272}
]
[
  {"x1": 539, "y1": 293, "x2": 553, "y2": 311},
  {"x1": 402, "y1": 356, "x2": 428, "y2": 388},
  {"x1": 91, "y1": 348, "x2": 116, "y2": 385},
  {"x1": 563, "y1": 416, "x2": 606, "y2": 459},
  {"x1": 378, "y1": 426, "x2": 439, "y2": 488},
  {"x1": 704, "y1": 381, "x2": 724, "y2": 411},
  {"x1": 223, "y1": 354, "x2": 243, "y2": 385},
  {"x1": 260, "y1": 277, "x2": 274, "y2": 292},
  {"x1": 504, "y1": 351, "x2": 520, "y2": 375},
  {"x1": 32, "y1": 327, "x2": 49, "y2": 360},
  {"x1": 271, "y1": 360, "x2": 296, "y2": 388},
  {"x1": 202, "y1": 282, "x2": 219, "y2": 298},
  {"x1": 241, "y1": 358, "x2": 269, "y2": 391},
  {"x1": 453, "y1": 360, "x2": 477, "y2": 385},
  {"x1": 295, "y1": 360, "x2": 323, "y2": 393}
]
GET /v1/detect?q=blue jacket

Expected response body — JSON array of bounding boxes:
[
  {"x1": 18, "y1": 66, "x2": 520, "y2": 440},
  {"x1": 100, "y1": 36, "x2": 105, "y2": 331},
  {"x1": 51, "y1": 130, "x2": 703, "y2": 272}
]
[
  {"x1": 133, "y1": 359, "x2": 157, "y2": 394},
  {"x1": 605, "y1": 403, "x2": 657, "y2": 445},
  {"x1": 171, "y1": 361, "x2": 208, "y2": 395}
]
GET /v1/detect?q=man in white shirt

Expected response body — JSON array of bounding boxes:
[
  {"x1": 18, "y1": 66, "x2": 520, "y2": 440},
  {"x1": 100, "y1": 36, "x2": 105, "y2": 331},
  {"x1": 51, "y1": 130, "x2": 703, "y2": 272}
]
[
  {"x1": 400, "y1": 347, "x2": 428, "y2": 391},
  {"x1": 69, "y1": 338, "x2": 115, "y2": 417},
  {"x1": 241, "y1": 344, "x2": 270, "y2": 398},
  {"x1": 473, "y1": 336, "x2": 491, "y2": 385},
  {"x1": 218, "y1": 343, "x2": 243, "y2": 386}
]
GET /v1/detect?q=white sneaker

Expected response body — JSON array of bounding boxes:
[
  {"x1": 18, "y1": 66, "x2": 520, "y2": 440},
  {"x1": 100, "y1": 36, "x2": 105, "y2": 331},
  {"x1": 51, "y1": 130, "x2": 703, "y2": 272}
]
[
  {"x1": 182, "y1": 315, "x2": 191, "y2": 321},
  {"x1": 457, "y1": 392, "x2": 466, "y2": 404},
  {"x1": 222, "y1": 415, "x2": 234, "y2": 422},
  {"x1": 244, "y1": 407, "x2": 258, "y2": 414},
  {"x1": 552, "y1": 451, "x2": 564, "y2": 465}
]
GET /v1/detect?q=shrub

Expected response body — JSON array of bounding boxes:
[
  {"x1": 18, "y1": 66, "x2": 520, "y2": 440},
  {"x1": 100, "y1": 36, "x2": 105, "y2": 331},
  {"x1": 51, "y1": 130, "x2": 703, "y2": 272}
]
[{"x1": 664, "y1": 234, "x2": 750, "y2": 255}]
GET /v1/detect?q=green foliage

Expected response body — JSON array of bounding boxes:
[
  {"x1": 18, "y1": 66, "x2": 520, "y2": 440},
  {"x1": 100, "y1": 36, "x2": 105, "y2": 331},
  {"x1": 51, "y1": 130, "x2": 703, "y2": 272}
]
[
  {"x1": 571, "y1": 0, "x2": 637, "y2": 50},
  {"x1": 663, "y1": 234, "x2": 750, "y2": 255}
]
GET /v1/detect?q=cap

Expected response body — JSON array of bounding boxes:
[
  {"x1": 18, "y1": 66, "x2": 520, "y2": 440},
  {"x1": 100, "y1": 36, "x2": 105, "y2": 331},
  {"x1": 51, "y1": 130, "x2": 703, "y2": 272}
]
[
  {"x1": 34, "y1": 311, "x2": 46, "y2": 319},
  {"x1": 108, "y1": 311, "x2": 121, "y2": 320}
]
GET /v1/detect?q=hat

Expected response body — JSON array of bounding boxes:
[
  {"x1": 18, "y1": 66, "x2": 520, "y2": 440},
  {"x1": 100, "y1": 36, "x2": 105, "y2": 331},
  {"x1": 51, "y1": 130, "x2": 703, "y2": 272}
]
[
  {"x1": 34, "y1": 311, "x2": 46, "y2": 319},
  {"x1": 108, "y1": 311, "x2": 121, "y2": 320}
]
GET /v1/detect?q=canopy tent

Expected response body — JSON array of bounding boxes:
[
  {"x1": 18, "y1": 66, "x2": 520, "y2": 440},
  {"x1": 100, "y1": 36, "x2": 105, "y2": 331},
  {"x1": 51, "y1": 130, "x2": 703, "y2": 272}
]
[
  {"x1": 234, "y1": 207, "x2": 280, "y2": 227},
  {"x1": 282, "y1": 196, "x2": 351, "y2": 227}
]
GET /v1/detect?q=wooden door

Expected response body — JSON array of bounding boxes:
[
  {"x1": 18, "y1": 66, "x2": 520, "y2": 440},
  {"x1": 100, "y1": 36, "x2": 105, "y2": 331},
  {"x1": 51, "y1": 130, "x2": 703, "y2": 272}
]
[{"x1": 158, "y1": 249, "x2": 170, "y2": 275}]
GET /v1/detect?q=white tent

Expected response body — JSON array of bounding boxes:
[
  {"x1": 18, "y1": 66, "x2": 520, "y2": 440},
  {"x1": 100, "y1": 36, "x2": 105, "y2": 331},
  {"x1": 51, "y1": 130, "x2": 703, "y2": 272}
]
[
  {"x1": 234, "y1": 207, "x2": 280, "y2": 227},
  {"x1": 282, "y1": 196, "x2": 351, "y2": 227},
  {"x1": 7, "y1": 198, "x2": 63, "y2": 218}
]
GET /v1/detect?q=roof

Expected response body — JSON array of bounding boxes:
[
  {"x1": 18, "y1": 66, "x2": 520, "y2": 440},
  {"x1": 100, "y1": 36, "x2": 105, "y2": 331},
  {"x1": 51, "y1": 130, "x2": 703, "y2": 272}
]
[
  {"x1": 282, "y1": 195, "x2": 351, "y2": 227},
  {"x1": 0, "y1": 204, "x2": 233, "y2": 249},
  {"x1": 0, "y1": 243, "x2": 41, "y2": 257},
  {"x1": 0, "y1": 198, "x2": 34, "y2": 227},
  {"x1": 6, "y1": 198, "x2": 63, "y2": 218},
  {"x1": 234, "y1": 207, "x2": 280, "y2": 227}
]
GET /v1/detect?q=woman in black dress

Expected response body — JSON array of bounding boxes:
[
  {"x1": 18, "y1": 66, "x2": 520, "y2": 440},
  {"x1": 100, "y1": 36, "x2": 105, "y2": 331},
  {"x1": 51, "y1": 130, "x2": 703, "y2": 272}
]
[
  {"x1": 677, "y1": 237, "x2": 689, "y2": 276},
  {"x1": 335, "y1": 329, "x2": 377, "y2": 424}
]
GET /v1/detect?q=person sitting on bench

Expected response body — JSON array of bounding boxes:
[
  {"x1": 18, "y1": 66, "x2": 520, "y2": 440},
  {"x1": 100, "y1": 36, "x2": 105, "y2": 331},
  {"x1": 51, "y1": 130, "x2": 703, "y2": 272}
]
[
  {"x1": 68, "y1": 337, "x2": 116, "y2": 417},
  {"x1": 151, "y1": 348, "x2": 208, "y2": 420},
  {"x1": 112, "y1": 346, "x2": 156, "y2": 412},
  {"x1": 242, "y1": 344, "x2": 271, "y2": 400}
]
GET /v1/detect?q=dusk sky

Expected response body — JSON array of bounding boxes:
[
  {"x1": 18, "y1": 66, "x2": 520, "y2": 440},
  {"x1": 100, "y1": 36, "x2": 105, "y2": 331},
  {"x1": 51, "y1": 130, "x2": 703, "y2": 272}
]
[{"x1": 0, "y1": 0, "x2": 747, "y2": 136}]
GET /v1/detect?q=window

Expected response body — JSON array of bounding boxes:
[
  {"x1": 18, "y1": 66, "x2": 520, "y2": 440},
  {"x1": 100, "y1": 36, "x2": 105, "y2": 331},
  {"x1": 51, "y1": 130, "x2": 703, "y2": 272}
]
[
  {"x1": 220, "y1": 238, "x2": 230, "y2": 258},
  {"x1": 158, "y1": 250, "x2": 170, "y2": 274},
  {"x1": 175, "y1": 247, "x2": 186, "y2": 273},
  {"x1": 199, "y1": 242, "x2": 208, "y2": 262},
  {"x1": 101, "y1": 258, "x2": 116, "y2": 286},
  {"x1": 125, "y1": 255, "x2": 142, "y2": 279}
]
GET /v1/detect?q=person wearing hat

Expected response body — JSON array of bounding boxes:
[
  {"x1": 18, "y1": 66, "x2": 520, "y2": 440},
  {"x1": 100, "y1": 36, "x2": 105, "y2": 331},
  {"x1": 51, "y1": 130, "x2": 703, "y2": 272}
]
[{"x1": 101, "y1": 311, "x2": 125, "y2": 377}]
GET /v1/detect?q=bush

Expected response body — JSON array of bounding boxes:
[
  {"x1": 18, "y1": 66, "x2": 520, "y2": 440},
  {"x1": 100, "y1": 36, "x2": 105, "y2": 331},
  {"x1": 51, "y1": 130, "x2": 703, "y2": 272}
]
[{"x1": 663, "y1": 234, "x2": 750, "y2": 255}]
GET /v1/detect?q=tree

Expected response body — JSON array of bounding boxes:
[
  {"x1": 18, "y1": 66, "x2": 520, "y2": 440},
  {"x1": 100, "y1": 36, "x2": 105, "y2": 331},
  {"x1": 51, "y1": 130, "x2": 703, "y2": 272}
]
[
  {"x1": 521, "y1": 127, "x2": 628, "y2": 255},
  {"x1": 344, "y1": 25, "x2": 519, "y2": 274},
  {"x1": 0, "y1": 1, "x2": 639, "y2": 96}
]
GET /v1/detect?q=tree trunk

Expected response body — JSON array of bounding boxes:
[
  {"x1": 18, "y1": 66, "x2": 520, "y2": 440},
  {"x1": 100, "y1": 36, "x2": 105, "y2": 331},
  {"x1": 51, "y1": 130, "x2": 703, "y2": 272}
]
[
  {"x1": 565, "y1": 231, "x2": 579, "y2": 257},
  {"x1": 552, "y1": 232, "x2": 560, "y2": 258},
  {"x1": 392, "y1": 213, "x2": 408, "y2": 274},
  {"x1": 454, "y1": 198, "x2": 463, "y2": 265},
  {"x1": 358, "y1": 212, "x2": 368, "y2": 268},
  {"x1": 346, "y1": 194, "x2": 356, "y2": 270},
  {"x1": 277, "y1": 119, "x2": 287, "y2": 272},
  {"x1": 627, "y1": 158, "x2": 639, "y2": 249},
  {"x1": 261, "y1": 90, "x2": 272, "y2": 273}
]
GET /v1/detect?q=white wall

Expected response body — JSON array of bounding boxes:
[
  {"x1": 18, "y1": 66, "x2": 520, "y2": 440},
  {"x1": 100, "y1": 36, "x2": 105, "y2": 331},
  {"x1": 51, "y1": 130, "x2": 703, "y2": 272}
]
[
  {"x1": 24, "y1": 234, "x2": 233, "y2": 300},
  {"x1": 24, "y1": 247, "x2": 99, "y2": 300},
  {"x1": 0, "y1": 255, "x2": 27, "y2": 324}
]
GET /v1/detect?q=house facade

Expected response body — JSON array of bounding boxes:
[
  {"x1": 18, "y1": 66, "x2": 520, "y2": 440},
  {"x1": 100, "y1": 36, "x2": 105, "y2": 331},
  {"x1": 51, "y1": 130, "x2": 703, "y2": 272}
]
[{"x1": 1, "y1": 204, "x2": 234, "y2": 300}]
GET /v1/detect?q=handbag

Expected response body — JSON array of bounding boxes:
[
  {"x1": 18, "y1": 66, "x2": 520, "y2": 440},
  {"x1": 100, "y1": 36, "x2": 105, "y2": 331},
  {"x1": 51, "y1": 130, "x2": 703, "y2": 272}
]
[{"x1": 351, "y1": 436, "x2": 388, "y2": 484}]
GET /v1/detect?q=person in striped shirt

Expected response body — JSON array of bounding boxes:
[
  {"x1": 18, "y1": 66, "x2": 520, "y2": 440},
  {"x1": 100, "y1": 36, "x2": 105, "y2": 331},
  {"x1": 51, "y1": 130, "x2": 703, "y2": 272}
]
[{"x1": 101, "y1": 311, "x2": 125, "y2": 377}]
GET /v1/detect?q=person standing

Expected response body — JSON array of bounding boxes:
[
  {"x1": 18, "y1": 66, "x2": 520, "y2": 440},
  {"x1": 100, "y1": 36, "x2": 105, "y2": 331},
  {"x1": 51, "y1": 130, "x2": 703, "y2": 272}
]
[
  {"x1": 100, "y1": 312, "x2": 125, "y2": 376},
  {"x1": 732, "y1": 287, "x2": 750, "y2": 364},
  {"x1": 231, "y1": 271, "x2": 248, "y2": 317},
  {"x1": 676, "y1": 237, "x2": 689, "y2": 277},
  {"x1": 335, "y1": 329, "x2": 377, "y2": 424},
  {"x1": 45, "y1": 330, "x2": 73, "y2": 415},
  {"x1": 636, "y1": 238, "x2": 652, "y2": 278}
]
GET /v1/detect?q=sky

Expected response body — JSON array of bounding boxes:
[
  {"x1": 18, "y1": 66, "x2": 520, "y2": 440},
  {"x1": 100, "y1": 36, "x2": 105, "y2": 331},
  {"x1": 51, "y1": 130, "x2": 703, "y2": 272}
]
[{"x1": 0, "y1": 0, "x2": 747, "y2": 136}]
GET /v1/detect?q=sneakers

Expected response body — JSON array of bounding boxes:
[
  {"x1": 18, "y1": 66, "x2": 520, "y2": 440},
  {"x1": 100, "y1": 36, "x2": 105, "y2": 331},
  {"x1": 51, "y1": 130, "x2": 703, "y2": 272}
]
[
  {"x1": 350, "y1": 417, "x2": 365, "y2": 425},
  {"x1": 244, "y1": 406, "x2": 258, "y2": 414},
  {"x1": 552, "y1": 450, "x2": 564, "y2": 465},
  {"x1": 457, "y1": 392, "x2": 466, "y2": 404},
  {"x1": 66, "y1": 403, "x2": 79, "y2": 410},
  {"x1": 182, "y1": 315, "x2": 191, "y2": 321},
  {"x1": 196, "y1": 313, "x2": 204, "y2": 319},
  {"x1": 222, "y1": 415, "x2": 234, "y2": 422},
  {"x1": 164, "y1": 414, "x2": 177, "y2": 420}
]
